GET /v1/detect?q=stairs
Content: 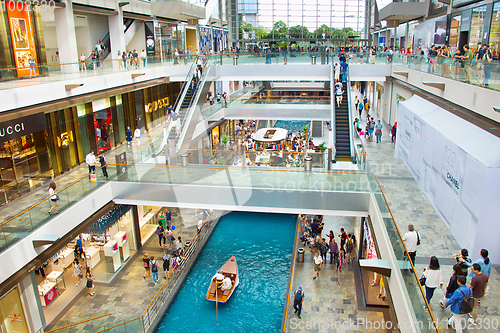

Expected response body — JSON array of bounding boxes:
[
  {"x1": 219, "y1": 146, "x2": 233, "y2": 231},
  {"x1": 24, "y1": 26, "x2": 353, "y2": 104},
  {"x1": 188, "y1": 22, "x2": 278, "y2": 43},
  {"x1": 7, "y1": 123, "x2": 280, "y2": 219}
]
[
  {"x1": 169, "y1": 81, "x2": 197, "y2": 143},
  {"x1": 335, "y1": 85, "x2": 351, "y2": 162}
]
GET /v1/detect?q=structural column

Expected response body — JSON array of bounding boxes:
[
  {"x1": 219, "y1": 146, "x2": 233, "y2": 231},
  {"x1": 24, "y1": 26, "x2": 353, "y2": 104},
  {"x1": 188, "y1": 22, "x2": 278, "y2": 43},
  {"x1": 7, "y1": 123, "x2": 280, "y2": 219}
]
[
  {"x1": 54, "y1": 0, "x2": 79, "y2": 73},
  {"x1": 108, "y1": 9, "x2": 126, "y2": 69}
]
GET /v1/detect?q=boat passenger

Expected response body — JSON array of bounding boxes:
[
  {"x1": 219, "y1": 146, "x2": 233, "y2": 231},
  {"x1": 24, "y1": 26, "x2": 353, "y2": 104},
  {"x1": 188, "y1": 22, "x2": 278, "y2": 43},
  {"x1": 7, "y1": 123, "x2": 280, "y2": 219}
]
[
  {"x1": 221, "y1": 276, "x2": 232, "y2": 291},
  {"x1": 213, "y1": 269, "x2": 224, "y2": 281}
]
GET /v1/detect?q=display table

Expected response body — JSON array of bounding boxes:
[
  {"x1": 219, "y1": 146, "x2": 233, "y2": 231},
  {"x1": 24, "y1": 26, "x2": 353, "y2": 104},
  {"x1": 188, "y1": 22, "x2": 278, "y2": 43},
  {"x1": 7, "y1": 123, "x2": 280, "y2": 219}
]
[
  {"x1": 38, "y1": 281, "x2": 57, "y2": 307},
  {"x1": 103, "y1": 240, "x2": 121, "y2": 273},
  {"x1": 46, "y1": 270, "x2": 66, "y2": 290},
  {"x1": 58, "y1": 248, "x2": 74, "y2": 268},
  {"x1": 85, "y1": 247, "x2": 101, "y2": 269},
  {"x1": 114, "y1": 231, "x2": 130, "y2": 262}
]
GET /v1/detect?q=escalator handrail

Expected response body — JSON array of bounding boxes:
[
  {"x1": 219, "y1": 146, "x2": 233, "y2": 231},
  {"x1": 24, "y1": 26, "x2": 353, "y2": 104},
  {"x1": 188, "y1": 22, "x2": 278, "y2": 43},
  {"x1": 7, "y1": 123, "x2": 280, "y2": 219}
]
[
  {"x1": 346, "y1": 69, "x2": 355, "y2": 160},
  {"x1": 151, "y1": 58, "x2": 198, "y2": 158}
]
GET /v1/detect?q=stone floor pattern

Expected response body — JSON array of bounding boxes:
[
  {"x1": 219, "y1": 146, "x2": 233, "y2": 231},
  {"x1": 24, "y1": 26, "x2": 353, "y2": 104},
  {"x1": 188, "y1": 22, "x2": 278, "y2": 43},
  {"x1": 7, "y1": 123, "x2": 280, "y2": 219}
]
[{"x1": 285, "y1": 216, "x2": 389, "y2": 333}]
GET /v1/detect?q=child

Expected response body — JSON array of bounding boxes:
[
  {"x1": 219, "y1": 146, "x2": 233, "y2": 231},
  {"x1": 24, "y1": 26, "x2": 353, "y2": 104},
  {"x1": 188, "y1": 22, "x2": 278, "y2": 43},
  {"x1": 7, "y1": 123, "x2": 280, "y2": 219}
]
[{"x1": 337, "y1": 249, "x2": 345, "y2": 272}]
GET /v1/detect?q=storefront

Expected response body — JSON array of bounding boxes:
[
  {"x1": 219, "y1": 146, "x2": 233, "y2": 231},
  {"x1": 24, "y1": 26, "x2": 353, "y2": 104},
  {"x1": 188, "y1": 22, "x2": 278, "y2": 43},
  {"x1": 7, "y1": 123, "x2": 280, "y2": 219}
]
[
  {"x1": 0, "y1": 286, "x2": 30, "y2": 332},
  {"x1": 359, "y1": 217, "x2": 389, "y2": 307},
  {"x1": 33, "y1": 204, "x2": 138, "y2": 324},
  {"x1": 0, "y1": 1, "x2": 47, "y2": 80},
  {"x1": 0, "y1": 113, "x2": 51, "y2": 201}
]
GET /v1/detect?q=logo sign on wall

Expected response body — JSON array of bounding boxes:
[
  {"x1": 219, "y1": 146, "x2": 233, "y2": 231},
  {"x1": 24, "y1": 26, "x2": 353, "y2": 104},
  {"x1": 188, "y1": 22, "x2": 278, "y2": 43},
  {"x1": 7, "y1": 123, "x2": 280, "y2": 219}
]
[
  {"x1": 6, "y1": 1, "x2": 38, "y2": 77},
  {"x1": 0, "y1": 112, "x2": 46, "y2": 144},
  {"x1": 145, "y1": 21, "x2": 155, "y2": 57}
]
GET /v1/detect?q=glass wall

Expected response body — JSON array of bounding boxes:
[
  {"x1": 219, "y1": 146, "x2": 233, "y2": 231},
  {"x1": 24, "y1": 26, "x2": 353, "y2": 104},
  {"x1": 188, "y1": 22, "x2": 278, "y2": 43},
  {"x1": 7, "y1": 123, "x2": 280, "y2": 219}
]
[
  {"x1": 470, "y1": 5, "x2": 487, "y2": 50},
  {"x1": 0, "y1": 286, "x2": 29, "y2": 333},
  {"x1": 491, "y1": 2, "x2": 500, "y2": 58}
]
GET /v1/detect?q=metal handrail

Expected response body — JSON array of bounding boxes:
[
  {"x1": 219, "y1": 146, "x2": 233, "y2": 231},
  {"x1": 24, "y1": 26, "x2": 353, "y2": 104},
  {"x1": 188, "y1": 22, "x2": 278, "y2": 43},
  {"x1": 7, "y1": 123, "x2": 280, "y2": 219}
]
[{"x1": 346, "y1": 69, "x2": 356, "y2": 161}]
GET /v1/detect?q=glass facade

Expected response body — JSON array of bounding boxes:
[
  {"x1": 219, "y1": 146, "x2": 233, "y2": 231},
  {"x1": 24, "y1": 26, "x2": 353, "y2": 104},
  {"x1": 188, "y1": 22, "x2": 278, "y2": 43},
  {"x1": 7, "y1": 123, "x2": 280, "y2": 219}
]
[
  {"x1": 470, "y1": 5, "x2": 487, "y2": 50},
  {"x1": 491, "y1": 2, "x2": 500, "y2": 58},
  {"x1": 235, "y1": 0, "x2": 366, "y2": 39}
]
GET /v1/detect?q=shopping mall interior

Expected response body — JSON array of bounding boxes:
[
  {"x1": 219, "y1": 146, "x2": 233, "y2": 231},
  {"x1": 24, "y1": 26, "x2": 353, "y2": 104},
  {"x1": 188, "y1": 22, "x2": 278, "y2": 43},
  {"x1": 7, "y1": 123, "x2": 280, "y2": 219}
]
[{"x1": 0, "y1": 0, "x2": 499, "y2": 332}]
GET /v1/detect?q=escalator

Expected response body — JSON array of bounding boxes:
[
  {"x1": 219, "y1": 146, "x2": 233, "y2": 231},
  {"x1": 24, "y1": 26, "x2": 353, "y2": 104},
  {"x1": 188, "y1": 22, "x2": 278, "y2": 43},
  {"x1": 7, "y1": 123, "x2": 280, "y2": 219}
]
[
  {"x1": 167, "y1": 80, "x2": 198, "y2": 143},
  {"x1": 85, "y1": 18, "x2": 134, "y2": 69},
  {"x1": 334, "y1": 83, "x2": 351, "y2": 162}
]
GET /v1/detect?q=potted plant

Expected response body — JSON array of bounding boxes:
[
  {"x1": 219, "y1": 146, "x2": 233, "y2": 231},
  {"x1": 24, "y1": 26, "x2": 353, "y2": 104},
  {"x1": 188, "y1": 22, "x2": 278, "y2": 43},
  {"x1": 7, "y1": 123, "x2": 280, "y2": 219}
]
[
  {"x1": 302, "y1": 124, "x2": 309, "y2": 142},
  {"x1": 318, "y1": 142, "x2": 327, "y2": 153},
  {"x1": 221, "y1": 135, "x2": 230, "y2": 150}
]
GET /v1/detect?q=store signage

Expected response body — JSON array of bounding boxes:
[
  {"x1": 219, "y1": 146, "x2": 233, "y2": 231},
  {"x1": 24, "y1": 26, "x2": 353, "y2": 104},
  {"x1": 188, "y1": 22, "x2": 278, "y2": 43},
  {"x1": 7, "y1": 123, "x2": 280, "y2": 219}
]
[
  {"x1": 452, "y1": 0, "x2": 480, "y2": 7},
  {"x1": 6, "y1": 1, "x2": 38, "y2": 77},
  {"x1": 145, "y1": 97, "x2": 169, "y2": 113},
  {"x1": 145, "y1": 21, "x2": 155, "y2": 57},
  {"x1": 0, "y1": 112, "x2": 46, "y2": 143}
]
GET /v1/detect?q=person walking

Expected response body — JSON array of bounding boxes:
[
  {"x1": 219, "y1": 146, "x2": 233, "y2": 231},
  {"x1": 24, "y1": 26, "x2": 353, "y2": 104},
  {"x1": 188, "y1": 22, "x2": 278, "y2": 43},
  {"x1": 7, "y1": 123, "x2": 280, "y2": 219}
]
[
  {"x1": 156, "y1": 223, "x2": 165, "y2": 247},
  {"x1": 422, "y1": 256, "x2": 443, "y2": 305},
  {"x1": 150, "y1": 256, "x2": 159, "y2": 285},
  {"x1": 328, "y1": 237, "x2": 338, "y2": 264},
  {"x1": 158, "y1": 210, "x2": 166, "y2": 228},
  {"x1": 312, "y1": 252, "x2": 323, "y2": 280},
  {"x1": 176, "y1": 236, "x2": 183, "y2": 252},
  {"x1": 126, "y1": 126, "x2": 133, "y2": 146},
  {"x1": 403, "y1": 224, "x2": 419, "y2": 265},
  {"x1": 391, "y1": 122, "x2": 397, "y2": 143},
  {"x1": 85, "y1": 151, "x2": 97, "y2": 179},
  {"x1": 442, "y1": 275, "x2": 472, "y2": 333},
  {"x1": 462, "y1": 249, "x2": 491, "y2": 278},
  {"x1": 72, "y1": 259, "x2": 82, "y2": 287},
  {"x1": 375, "y1": 120, "x2": 383, "y2": 143},
  {"x1": 162, "y1": 250, "x2": 170, "y2": 279},
  {"x1": 98, "y1": 154, "x2": 108, "y2": 180},
  {"x1": 140, "y1": 49, "x2": 147, "y2": 67},
  {"x1": 47, "y1": 182, "x2": 59, "y2": 214},
  {"x1": 80, "y1": 53, "x2": 87, "y2": 71},
  {"x1": 337, "y1": 248, "x2": 345, "y2": 272},
  {"x1": 165, "y1": 209, "x2": 173, "y2": 229},
  {"x1": 293, "y1": 287, "x2": 305, "y2": 319},
  {"x1": 469, "y1": 263, "x2": 488, "y2": 325},
  {"x1": 367, "y1": 117, "x2": 375, "y2": 140},
  {"x1": 28, "y1": 54, "x2": 36, "y2": 77},
  {"x1": 143, "y1": 254, "x2": 151, "y2": 279},
  {"x1": 453, "y1": 249, "x2": 472, "y2": 277},
  {"x1": 86, "y1": 267, "x2": 96, "y2": 296},
  {"x1": 335, "y1": 84, "x2": 343, "y2": 107},
  {"x1": 134, "y1": 127, "x2": 141, "y2": 142},
  {"x1": 338, "y1": 228, "x2": 347, "y2": 251},
  {"x1": 319, "y1": 238, "x2": 328, "y2": 263},
  {"x1": 440, "y1": 264, "x2": 464, "y2": 307},
  {"x1": 165, "y1": 226, "x2": 174, "y2": 250}
]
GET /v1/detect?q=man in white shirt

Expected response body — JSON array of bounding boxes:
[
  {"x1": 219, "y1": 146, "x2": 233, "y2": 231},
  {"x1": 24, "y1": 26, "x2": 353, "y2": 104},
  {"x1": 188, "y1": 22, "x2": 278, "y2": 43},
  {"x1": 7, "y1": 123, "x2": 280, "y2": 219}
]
[
  {"x1": 134, "y1": 127, "x2": 141, "y2": 142},
  {"x1": 313, "y1": 252, "x2": 323, "y2": 280},
  {"x1": 213, "y1": 270, "x2": 224, "y2": 281},
  {"x1": 403, "y1": 224, "x2": 419, "y2": 265},
  {"x1": 221, "y1": 276, "x2": 232, "y2": 291},
  {"x1": 85, "y1": 151, "x2": 96, "y2": 180},
  {"x1": 197, "y1": 218, "x2": 203, "y2": 231}
]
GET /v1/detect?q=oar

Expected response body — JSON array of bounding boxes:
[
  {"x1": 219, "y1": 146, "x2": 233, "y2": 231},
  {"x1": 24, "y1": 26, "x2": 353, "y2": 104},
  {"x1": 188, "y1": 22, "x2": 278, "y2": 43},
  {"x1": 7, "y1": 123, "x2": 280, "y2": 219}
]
[{"x1": 216, "y1": 284, "x2": 219, "y2": 326}]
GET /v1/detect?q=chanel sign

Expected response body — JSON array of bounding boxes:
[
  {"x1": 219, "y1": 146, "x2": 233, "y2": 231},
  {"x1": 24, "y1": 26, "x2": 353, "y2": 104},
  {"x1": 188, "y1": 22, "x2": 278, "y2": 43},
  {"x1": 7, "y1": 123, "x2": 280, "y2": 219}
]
[{"x1": 0, "y1": 113, "x2": 46, "y2": 143}]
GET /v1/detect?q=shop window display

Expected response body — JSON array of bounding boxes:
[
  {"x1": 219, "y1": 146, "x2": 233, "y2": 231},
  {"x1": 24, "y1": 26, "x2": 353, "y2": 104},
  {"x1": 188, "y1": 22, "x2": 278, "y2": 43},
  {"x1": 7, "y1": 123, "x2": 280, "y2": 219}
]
[
  {"x1": 33, "y1": 205, "x2": 137, "y2": 323},
  {"x1": 359, "y1": 218, "x2": 388, "y2": 307},
  {"x1": 0, "y1": 286, "x2": 29, "y2": 333},
  {"x1": 0, "y1": 133, "x2": 46, "y2": 193},
  {"x1": 93, "y1": 108, "x2": 114, "y2": 153}
]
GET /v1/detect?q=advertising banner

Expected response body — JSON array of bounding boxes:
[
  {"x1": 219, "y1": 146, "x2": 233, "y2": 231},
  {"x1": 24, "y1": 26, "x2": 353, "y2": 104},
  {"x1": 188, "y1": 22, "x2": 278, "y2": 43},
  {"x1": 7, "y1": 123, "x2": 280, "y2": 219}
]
[
  {"x1": 145, "y1": 21, "x2": 155, "y2": 56},
  {"x1": 0, "y1": 112, "x2": 46, "y2": 144},
  {"x1": 6, "y1": 1, "x2": 38, "y2": 77}
]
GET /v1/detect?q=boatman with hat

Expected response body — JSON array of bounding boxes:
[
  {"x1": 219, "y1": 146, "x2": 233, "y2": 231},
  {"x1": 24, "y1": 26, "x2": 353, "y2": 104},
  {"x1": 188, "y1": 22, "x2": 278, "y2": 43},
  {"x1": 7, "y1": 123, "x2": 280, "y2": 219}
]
[{"x1": 293, "y1": 287, "x2": 305, "y2": 319}]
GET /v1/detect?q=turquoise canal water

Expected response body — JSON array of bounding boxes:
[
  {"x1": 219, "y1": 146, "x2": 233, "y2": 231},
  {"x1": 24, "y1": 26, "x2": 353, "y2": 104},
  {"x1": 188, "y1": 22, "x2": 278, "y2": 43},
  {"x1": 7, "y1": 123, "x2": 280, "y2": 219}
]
[{"x1": 156, "y1": 212, "x2": 296, "y2": 333}]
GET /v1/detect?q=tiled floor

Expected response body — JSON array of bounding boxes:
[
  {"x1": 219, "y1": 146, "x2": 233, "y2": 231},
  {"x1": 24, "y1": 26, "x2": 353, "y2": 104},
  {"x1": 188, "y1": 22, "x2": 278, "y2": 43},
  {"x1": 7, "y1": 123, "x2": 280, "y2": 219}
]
[
  {"x1": 284, "y1": 215, "x2": 390, "y2": 333},
  {"x1": 46, "y1": 207, "x2": 199, "y2": 330}
]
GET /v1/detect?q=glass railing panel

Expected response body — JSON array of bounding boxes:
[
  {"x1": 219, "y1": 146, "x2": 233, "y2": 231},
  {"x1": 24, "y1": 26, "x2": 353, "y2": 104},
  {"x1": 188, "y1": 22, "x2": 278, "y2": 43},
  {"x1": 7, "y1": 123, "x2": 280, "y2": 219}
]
[{"x1": 373, "y1": 192, "x2": 438, "y2": 332}]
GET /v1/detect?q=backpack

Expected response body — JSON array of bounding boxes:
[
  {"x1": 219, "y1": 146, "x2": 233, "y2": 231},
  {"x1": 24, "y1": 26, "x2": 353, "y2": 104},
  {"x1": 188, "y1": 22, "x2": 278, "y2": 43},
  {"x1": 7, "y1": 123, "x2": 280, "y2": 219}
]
[
  {"x1": 320, "y1": 243, "x2": 328, "y2": 253},
  {"x1": 358, "y1": 103, "x2": 363, "y2": 111},
  {"x1": 151, "y1": 261, "x2": 158, "y2": 273},
  {"x1": 459, "y1": 288, "x2": 474, "y2": 314},
  {"x1": 346, "y1": 239, "x2": 353, "y2": 252},
  {"x1": 369, "y1": 122, "x2": 375, "y2": 130}
]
